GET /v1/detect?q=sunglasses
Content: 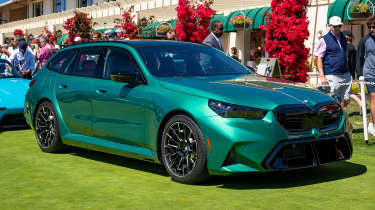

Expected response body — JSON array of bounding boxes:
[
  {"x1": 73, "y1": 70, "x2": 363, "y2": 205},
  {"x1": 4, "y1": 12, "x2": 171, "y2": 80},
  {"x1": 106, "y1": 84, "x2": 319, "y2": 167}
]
[
  {"x1": 333, "y1": 25, "x2": 342, "y2": 28},
  {"x1": 368, "y1": 25, "x2": 375, "y2": 29}
]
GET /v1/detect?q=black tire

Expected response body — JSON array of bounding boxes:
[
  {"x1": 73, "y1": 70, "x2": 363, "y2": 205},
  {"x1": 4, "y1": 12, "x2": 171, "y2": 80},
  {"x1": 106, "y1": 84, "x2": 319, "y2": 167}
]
[
  {"x1": 34, "y1": 101, "x2": 64, "y2": 153},
  {"x1": 161, "y1": 115, "x2": 209, "y2": 184}
]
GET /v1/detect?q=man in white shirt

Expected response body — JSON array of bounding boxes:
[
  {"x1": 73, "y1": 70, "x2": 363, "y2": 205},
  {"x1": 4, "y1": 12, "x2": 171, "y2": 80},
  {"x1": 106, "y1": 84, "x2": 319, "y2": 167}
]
[{"x1": 9, "y1": 40, "x2": 35, "y2": 79}]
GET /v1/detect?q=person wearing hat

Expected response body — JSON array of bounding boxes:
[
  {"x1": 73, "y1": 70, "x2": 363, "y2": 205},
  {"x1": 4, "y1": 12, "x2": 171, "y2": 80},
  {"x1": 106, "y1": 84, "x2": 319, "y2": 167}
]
[
  {"x1": 73, "y1": 36, "x2": 82, "y2": 44},
  {"x1": 314, "y1": 16, "x2": 351, "y2": 110},
  {"x1": 357, "y1": 15, "x2": 375, "y2": 136},
  {"x1": 107, "y1": 31, "x2": 118, "y2": 41},
  {"x1": 9, "y1": 40, "x2": 35, "y2": 79}
]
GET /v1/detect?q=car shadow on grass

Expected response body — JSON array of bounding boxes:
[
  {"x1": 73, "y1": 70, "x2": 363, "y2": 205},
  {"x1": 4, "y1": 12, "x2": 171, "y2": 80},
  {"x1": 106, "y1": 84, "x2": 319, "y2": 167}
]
[
  {"x1": 68, "y1": 147, "x2": 169, "y2": 177},
  {"x1": 0, "y1": 126, "x2": 30, "y2": 133},
  {"x1": 204, "y1": 161, "x2": 367, "y2": 189},
  {"x1": 57, "y1": 146, "x2": 367, "y2": 188},
  {"x1": 352, "y1": 128, "x2": 364, "y2": 133},
  {"x1": 349, "y1": 110, "x2": 369, "y2": 117}
]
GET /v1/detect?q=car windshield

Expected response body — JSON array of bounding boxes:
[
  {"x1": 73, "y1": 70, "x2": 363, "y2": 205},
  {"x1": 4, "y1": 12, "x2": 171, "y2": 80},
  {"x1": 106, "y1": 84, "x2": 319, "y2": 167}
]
[
  {"x1": 137, "y1": 45, "x2": 251, "y2": 77},
  {"x1": 0, "y1": 60, "x2": 21, "y2": 78}
]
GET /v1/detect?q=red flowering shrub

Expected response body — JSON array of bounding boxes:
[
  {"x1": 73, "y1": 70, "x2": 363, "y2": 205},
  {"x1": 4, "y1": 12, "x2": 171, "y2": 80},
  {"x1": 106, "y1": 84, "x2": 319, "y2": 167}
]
[
  {"x1": 14, "y1": 29, "x2": 24, "y2": 37},
  {"x1": 261, "y1": 0, "x2": 310, "y2": 82},
  {"x1": 117, "y1": 7, "x2": 139, "y2": 39},
  {"x1": 175, "y1": 0, "x2": 215, "y2": 42},
  {"x1": 63, "y1": 11, "x2": 92, "y2": 45},
  {"x1": 39, "y1": 27, "x2": 57, "y2": 43}
]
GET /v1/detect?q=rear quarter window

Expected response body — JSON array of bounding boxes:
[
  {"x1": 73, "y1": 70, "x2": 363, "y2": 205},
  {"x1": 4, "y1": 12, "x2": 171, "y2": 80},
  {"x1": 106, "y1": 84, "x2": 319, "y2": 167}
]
[{"x1": 47, "y1": 50, "x2": 74, "y2": 73}]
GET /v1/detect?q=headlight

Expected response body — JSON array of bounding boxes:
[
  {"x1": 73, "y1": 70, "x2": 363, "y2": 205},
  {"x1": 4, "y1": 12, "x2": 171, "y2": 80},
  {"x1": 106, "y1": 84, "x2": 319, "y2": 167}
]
[{"x1": 208, "y1": 99, "x2": 268, "y2": 120}]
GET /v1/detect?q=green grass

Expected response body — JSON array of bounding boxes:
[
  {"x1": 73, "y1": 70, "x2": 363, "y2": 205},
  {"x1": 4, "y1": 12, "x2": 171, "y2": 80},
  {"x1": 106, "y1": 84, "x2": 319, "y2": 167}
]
[{"x1": 1, "y1": 103, "x2": 375, "y2": 209}]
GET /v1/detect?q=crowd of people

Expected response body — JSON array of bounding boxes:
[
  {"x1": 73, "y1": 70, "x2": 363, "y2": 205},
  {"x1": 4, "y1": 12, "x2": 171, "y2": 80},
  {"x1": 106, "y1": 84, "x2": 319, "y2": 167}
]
[
  {"x1": 0, "y1": 28, "x2": 178, "y2": 80},
  {"x1": 0, "y1": 36, "x2": 56, "y2": 79}
]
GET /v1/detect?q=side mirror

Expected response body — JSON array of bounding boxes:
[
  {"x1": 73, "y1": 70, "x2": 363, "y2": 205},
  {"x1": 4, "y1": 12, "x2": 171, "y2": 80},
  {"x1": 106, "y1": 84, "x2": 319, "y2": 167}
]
[
  {"x1": 110, "y1": 72, "x2": 143, "y2": 84},
  {"x1": 246, "y1": 66, "x2": 256, "y2": 73}
]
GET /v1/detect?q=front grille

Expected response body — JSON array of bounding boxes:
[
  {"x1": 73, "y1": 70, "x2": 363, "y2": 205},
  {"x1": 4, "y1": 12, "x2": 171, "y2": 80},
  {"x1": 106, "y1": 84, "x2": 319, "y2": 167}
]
[{"x1": 275, "y1": 104, "x2": 341, "y2": 134}]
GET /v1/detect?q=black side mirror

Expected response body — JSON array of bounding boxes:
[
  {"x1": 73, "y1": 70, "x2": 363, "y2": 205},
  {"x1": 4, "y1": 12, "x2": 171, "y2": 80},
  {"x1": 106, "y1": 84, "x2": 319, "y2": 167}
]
[
  {"x1": 110, "y1": 72, "x2": 143, "y2": 84},
  {"x1": 246, "y1": 66, "x2": 256, "y2": 73}
]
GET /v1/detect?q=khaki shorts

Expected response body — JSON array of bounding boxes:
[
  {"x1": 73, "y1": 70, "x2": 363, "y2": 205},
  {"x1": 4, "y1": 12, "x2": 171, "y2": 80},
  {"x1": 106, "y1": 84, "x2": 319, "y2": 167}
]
[{"x1": 326, "y1": 72, "x2": 352, "y2": 102}]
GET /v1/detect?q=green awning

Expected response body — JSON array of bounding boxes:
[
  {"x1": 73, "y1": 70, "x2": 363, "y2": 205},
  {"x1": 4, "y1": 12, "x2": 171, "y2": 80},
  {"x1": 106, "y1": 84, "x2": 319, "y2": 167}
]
[
  {"x1": 327, "y1": 0, "x2": 372, "y2": 23},
  {"x1": 252, "y1": 7, "x2": 271, "y2": 29},
  {"x1": 224, "y1": 7, "x2": 271, "y2": 32},
  {"x1": 142, "y1": 22, "x2": 164, "y2": 31},
  {"x1": 141, "y1": 21, "x2": 173, "y2": 38},
  {"x1": 168, "y1": 19, "x2": 177, "y2": 28},
  {"x1": 141, "y1": 7, "x2": 270, "y2": 38},
  {"x1": 210, "y1": 14, "x2": 226, "y2": 29},
  {"x1": 93, "y1": 28, "x2": 116, "y2": 33}
]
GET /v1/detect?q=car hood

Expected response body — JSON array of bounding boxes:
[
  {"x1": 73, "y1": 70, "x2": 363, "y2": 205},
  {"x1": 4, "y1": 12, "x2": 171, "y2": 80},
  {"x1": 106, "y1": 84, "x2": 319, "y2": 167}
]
[
  {"x1": 0, "y1": 78, "x2": 30, "y2": 108},
  {"x1": 158, "y1": 74, "x2": 334, "y2": 110}
]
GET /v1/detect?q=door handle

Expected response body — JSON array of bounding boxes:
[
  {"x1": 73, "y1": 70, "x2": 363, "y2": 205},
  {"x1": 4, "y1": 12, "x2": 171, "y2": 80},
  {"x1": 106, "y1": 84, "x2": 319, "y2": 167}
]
[
  {"x1": 58, "y1": 84, "x2": 68, "y2": 88},
  {"x1": 96, "y1": 89, "x2": 107, "y2": 94}
]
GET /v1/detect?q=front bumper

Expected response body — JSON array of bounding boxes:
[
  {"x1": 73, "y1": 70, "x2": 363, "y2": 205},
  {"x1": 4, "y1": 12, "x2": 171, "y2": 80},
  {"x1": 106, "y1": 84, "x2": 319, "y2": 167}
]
[
  {"x1": 196, "y1": 111, "x2": 352, "y2": 175},
  {"x1": 262, "y1": 134, "x2": 352, "y2": 170},
  {"x1": 0, "y1": 107, "x2": 27, "y2": 129}
]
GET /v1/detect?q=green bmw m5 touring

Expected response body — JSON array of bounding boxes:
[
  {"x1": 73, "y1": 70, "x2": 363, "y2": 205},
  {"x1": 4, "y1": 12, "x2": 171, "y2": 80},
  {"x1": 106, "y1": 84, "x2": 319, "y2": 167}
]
[{"x1": 24, "y1": 41, "x2": 352, "y2": 184}]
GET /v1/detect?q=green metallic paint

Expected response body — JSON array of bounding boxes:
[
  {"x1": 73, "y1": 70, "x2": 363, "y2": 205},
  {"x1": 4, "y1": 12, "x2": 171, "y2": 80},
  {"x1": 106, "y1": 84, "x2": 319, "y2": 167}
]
[{"x1": 25, "y1": 41, "x2": 352, "y2": 175}]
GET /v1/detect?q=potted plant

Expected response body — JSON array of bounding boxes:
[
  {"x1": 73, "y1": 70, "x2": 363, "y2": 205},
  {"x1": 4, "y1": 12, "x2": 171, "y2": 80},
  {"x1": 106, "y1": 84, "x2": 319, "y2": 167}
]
[
  {"x1": 350, "y1": 1, "x2": 371, "y2": 19},
  {"x1": 156, "y1": 23, "x2": 172, "y2": 37},
  {"x1": 231, "y1": 15, "x2": 253, "y2": 30}
]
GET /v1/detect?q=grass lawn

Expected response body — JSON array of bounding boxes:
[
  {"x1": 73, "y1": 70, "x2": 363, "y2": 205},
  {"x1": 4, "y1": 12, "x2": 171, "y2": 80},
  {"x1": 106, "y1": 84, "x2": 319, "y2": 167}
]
[{"x1": 1, "y1": 103, "x2": 375, "y2": 209}]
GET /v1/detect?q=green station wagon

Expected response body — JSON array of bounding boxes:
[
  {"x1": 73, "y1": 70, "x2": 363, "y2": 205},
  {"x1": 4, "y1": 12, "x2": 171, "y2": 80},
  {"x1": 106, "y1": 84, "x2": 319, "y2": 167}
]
[{"x1": 24, "y1": 41, "x2": 352, "y2": 184}]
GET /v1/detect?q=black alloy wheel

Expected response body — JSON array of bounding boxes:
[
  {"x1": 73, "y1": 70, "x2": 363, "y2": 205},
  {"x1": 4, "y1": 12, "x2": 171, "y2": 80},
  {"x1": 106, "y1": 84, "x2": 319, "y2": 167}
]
[
  {"x1": 161, "y1": 115, "x2": 208, "y2": 184},
  {"x1": 34, "y1": 101, "x2": 64, "y2": 153}
]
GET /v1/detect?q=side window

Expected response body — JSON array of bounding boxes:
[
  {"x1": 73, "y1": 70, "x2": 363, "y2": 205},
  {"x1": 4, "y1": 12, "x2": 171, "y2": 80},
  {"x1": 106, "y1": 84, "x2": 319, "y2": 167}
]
[
  {"x1": 47, "y1": 50, "x2": 74, "y2": 73},
  {"x1": 71, "y1": 47, "x2": 106, "y2": 78},
  {"x1": 105, "y1": 48, "x2": 140, "y2": 79}
]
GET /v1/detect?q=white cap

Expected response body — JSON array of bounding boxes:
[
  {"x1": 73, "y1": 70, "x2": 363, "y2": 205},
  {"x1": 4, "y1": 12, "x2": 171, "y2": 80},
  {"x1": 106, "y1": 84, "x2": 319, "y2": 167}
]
[
  {"x1": 329, "y1": 16, "x2": 343, "y2": 26},
  {"x1": 74, "y1": 36, "x2": 81, "y2": 42}
]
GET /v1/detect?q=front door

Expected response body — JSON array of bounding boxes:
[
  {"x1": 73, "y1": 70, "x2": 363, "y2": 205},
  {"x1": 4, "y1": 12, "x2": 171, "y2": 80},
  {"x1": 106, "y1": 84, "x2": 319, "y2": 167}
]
[{"x1": 92, "y1": 47, "x2": 147, "y2": 146}]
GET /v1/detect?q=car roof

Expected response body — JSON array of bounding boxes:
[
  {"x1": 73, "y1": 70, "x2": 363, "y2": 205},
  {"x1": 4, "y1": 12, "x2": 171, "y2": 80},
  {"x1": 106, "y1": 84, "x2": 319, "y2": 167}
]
[
  {"x1": 0, "y1": 58, "x2": 12, "y2": 65},
  {"x1": 60, "y1": 40, "x2": 208, "y2": 51}
]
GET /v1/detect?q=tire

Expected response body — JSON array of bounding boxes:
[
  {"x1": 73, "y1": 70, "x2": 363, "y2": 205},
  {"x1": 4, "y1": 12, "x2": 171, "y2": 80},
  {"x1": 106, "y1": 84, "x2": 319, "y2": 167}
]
[
  {"x1": 34, "y1": 101, "x2": 64, "y2": 153},
  {"x1": 161, "y1": 115, "x2": 209, "y2": 184}
]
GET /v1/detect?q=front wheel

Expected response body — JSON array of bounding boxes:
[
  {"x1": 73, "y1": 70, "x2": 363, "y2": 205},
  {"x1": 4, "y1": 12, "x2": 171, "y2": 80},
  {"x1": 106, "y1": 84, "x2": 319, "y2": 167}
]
[
  {"x1": 34, "y1": 101, "x2": 64, "y2": 153},
  {"x1": 161, "y1": 115, "x2": 208, "y2": 184}
]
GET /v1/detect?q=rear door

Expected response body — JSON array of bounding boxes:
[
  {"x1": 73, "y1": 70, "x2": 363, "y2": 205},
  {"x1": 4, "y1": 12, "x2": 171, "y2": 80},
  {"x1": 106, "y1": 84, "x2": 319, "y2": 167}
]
[
  {"x1": 91, "y1": 46, "x2": 148, "y2": 145},
  {"x1": 55, "y1": 47, "x2": 107, "y2": 136}
]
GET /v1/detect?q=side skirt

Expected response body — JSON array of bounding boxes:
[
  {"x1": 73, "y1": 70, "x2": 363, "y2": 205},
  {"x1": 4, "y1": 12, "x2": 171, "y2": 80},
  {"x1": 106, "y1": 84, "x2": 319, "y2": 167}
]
[{"x1": 61, "y1": 134, "x2": 160, "y2": 164}]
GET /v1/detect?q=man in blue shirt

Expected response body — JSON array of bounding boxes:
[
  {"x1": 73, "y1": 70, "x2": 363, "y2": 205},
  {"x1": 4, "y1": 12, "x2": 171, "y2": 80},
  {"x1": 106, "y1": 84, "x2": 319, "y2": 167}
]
[{"x1": 9, "y1": 40, "x2": 35, "y2": 79}]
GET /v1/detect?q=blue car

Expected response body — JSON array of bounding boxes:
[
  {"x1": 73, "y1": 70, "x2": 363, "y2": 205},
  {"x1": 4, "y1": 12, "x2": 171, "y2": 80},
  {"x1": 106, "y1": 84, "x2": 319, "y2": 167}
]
[{"x1": 0, "y1": 59, "x2": 30, "y2": 129}]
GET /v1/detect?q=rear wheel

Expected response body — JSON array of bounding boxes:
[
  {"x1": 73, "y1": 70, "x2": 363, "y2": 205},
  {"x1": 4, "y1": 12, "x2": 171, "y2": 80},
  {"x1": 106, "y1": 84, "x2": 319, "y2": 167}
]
[
  {"x1": 34, "y1": 101, "x2": 64, "y2": 153},
  {"x1": 161, "y1": 115, "x2": 208, "y2": 184}
]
